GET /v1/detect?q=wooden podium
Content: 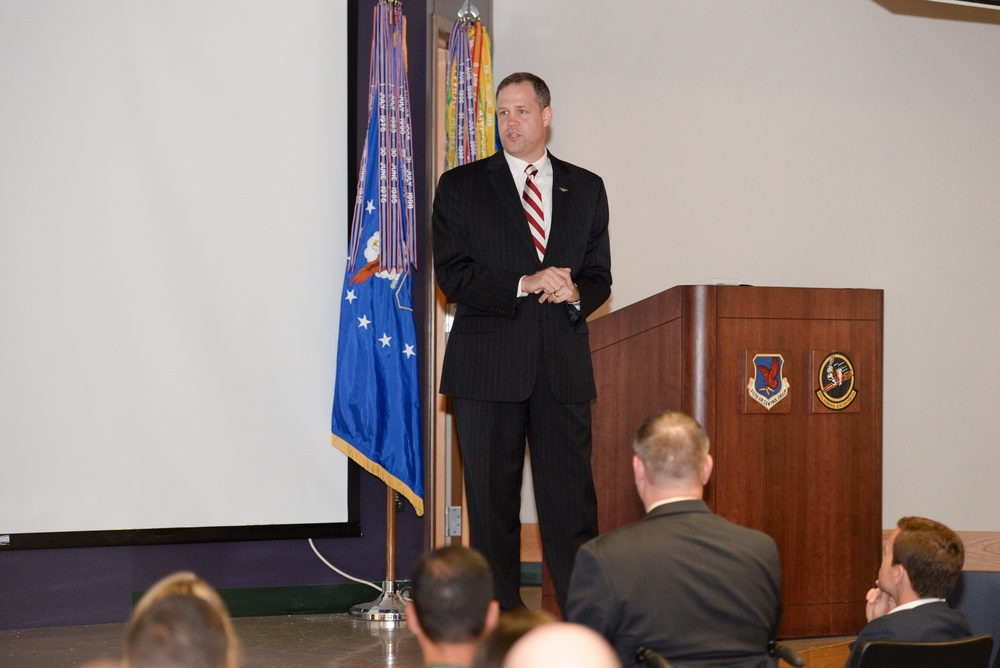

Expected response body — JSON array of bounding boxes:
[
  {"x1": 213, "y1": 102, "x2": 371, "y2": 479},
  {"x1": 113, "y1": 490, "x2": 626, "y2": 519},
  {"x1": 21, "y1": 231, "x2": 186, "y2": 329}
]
[{"x1": 543, "y1": 285, "x2": 882, "y2": 638}]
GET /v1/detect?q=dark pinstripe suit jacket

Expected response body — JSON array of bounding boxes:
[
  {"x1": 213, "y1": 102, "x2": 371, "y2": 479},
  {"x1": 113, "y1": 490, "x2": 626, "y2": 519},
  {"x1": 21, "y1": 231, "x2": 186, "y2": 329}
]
[{"x1": 432, "y1": 150, "x2": 611, "y2": 403}]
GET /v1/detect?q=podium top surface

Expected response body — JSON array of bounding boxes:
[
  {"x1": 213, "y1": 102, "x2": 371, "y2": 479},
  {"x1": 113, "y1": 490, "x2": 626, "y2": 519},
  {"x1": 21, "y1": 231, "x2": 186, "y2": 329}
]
[{"x1": 591, "y1": 285, "x2": 882, "y2": 351}]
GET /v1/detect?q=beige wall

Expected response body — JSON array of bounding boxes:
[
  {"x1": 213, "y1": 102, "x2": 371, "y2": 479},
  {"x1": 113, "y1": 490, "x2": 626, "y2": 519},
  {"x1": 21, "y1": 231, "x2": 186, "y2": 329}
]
[{"x1": 493, "y1": 1, "x2": 1000, "y2": 530}]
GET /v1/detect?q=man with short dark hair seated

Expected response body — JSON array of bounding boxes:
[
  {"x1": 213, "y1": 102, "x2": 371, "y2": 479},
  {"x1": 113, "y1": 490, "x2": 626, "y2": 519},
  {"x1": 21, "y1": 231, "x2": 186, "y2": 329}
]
[
  {"x1": 846, "y1": 515, "x2": 972, "y2": 666},
  {"x1": 406, "y1": 545, "x2": 500, "y2": 668},
  {"x1": 565, "y1": 411, "x2": 782, "y2": 667}
]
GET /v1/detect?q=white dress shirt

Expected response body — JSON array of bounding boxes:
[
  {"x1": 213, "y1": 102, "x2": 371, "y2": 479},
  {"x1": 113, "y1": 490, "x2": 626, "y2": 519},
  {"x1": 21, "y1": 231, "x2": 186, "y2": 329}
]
[
  {"x1": 887, "y1": 598, "x2": 947, "y2": 614},
  {"x1": 505, "y1": 150, "x2": 553, "y2": 240},
  {"x1": 646, "y1": 496, "x2": 700, "y2": 513}
]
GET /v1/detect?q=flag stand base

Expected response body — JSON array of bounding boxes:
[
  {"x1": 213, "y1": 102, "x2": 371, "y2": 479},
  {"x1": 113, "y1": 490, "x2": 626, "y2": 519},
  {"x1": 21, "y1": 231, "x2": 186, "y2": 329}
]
[
  {"x1": 350, "y1": 487, "x2": 407, "y2": 622},
  {"x1": 349, "y1": 579, "x2": 408, "y2": 622}
]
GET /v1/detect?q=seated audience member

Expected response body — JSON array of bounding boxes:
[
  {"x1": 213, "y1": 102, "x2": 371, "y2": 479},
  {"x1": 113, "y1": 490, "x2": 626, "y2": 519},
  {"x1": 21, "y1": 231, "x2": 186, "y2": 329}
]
[
  {"x1": 846, "y1": 516, "x2": 972, "y2": 666},
  {"x1": 472, "y1": 608, "x2": 555, "y2": 668},
  {"x1": 406, "y1": 545, "x2": 500, "y2": 667},
  {"x1": 565, "y1": 411, "x2": 782, "y2": 668},
  {"x1": 124, "y1": 571, "x2": 240, "y2": 668},
  {"x1": 501, "y1": 622, "x2": 621, "y2": 668}
]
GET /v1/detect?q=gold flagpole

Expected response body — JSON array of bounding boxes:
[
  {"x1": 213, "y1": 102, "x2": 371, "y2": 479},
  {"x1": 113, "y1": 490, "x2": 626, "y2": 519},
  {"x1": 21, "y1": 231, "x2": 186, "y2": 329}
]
[
  {"x1": 350, "y1": 488, "x2": 408, "y2": 621},
  {"x1": 386, "y1": 486, "x2": 396, "y2": 583}
]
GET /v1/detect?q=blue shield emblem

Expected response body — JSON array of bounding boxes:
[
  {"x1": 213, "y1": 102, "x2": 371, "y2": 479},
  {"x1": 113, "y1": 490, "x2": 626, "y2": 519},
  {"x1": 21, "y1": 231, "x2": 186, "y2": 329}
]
[{"x1": 747, "y1": 354, "x2": 789, "y2": 410}]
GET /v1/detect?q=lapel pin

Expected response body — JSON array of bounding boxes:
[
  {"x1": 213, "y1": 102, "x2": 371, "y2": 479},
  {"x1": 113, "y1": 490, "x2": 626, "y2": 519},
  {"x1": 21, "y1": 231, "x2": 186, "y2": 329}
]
[{"x1": 558, "y1": 187, "x2": 569, "y2": 192}]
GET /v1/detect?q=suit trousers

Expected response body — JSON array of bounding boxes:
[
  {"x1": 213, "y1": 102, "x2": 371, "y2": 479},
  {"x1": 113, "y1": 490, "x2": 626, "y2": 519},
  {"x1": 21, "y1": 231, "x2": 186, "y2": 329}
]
[{"x1": 452, "y1": 346, "x2": 598, "y2": 612}]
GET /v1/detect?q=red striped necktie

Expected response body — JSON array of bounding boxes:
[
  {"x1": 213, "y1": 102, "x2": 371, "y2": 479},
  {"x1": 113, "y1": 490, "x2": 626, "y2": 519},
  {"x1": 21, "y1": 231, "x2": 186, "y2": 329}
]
[{"x1": 522, "y1": 164, "x2": 545, "y2": 262}]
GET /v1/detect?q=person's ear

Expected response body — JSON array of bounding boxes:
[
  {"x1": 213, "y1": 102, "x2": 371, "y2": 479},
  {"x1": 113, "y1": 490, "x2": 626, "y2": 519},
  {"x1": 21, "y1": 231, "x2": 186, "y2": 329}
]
[
  {"x1": 632, "y1": 454, "x2": 646, "y2": 489},
  {"x1": 701, "y1": 454, "x2": 714, "y2": 486},
  {"x1": 405, "y1": 601, "x2": 422, "y2": 637},
  {"x1": 542, "y1": 105, "x2": 552, "y2": 128},
  {"x1": 894, "y1": 562, "x2": 909, "y2": 589},
  {"x1": 483, "y1": 600, "x2": 500, "y2": 636}
]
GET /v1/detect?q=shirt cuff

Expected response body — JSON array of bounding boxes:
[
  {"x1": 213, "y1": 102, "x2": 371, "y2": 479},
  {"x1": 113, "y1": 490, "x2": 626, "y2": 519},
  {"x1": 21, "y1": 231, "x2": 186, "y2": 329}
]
[{"x1": 517, "y1": 276, "x2": 528, "y2": 298}]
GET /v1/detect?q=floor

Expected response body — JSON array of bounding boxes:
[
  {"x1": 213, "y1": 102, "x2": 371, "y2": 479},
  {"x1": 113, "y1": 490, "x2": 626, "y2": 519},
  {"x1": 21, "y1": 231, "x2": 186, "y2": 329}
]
[
  {"x1": 2, "y1": 614, "x2": 418, "y2": 668},
  {"x1": 0, "y1": 586, "x2": 857, "y2": 668},
  {"x1": 0, "y1": 588, "x2": 542, "y2": 668}
]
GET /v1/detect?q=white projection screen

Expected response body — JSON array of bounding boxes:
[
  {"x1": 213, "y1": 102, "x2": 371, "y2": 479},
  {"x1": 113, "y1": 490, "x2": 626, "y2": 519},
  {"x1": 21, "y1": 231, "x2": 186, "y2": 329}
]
[{"x1": 0, "y1": 1, "x2": 354, "y2": 547}]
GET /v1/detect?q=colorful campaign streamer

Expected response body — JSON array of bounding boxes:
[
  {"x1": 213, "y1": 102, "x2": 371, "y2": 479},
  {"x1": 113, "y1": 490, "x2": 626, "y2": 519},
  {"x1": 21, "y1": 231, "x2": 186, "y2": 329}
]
[{"x1": 445, "y1": 18, "x2": 497, "y2": 170}]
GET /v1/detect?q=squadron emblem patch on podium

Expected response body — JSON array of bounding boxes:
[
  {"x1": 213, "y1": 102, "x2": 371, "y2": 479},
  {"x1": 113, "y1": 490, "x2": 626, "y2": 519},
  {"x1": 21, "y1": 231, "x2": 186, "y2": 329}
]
[
  {"x1": 815, "y1": 352, "x2": 857, "y2": 410},
  {"x1": 747, "y1": 353, "x2": 789, "y2": 410}
]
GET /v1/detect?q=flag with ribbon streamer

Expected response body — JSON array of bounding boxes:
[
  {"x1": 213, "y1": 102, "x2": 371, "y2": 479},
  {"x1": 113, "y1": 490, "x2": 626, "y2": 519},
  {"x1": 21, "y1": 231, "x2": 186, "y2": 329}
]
[
  {"x1": 331, "y1": 0, "x2": 422, "y2": 516},
  {"x1": 445, "y1": 15, "x2": 497, "y2": 170}
]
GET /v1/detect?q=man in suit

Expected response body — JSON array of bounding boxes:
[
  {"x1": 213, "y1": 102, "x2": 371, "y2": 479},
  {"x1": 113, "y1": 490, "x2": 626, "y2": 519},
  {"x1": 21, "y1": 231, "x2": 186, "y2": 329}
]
[
  {"x1": 432, "y1": 71, "x2": 612, "y2": 612},
  {"x1": 846, "y1": 516, "x2": 972, "y2": 666},
  {"x1": 565, "y1": 411, "x2": 782, "y2": 668},
  {"x1": 406, "y1": 545, "x2": 500, "y2": 668}
]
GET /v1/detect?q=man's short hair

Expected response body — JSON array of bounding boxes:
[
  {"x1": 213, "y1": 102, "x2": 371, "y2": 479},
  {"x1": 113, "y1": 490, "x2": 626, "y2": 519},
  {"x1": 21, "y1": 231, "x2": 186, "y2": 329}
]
[
  {"x1": 125, "y1": 572, "x2": 238, "y2": 668},
  {"x1": 411, "y1": 545, "x2": 494, "y2": 643},
  {"x1": 633, "y1": 411, "x2": 710, "y2": 485},
  {"x1": 893, "y1": 516, "x2": 965, "y2": 599},
  {"x1": 496, "y1": 72, "x2": 551, "y2": 109}
]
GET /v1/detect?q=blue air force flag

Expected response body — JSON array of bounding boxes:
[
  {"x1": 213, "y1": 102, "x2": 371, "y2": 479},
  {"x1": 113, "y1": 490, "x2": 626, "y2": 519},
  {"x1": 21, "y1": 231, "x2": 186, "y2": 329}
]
[{"x1": 331, "y1": 1, "x2": 422, "y2": 515}]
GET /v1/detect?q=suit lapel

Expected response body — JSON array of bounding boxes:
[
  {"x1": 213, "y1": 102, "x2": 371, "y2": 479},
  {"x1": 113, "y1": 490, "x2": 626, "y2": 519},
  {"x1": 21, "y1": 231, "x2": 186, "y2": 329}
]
[
  {"x1": 486, "y1": 152, "x2": 536, "y2": 252},
  {"x1": 547, "y1": 152, "x2": 573, "y2": 255}
]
